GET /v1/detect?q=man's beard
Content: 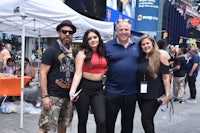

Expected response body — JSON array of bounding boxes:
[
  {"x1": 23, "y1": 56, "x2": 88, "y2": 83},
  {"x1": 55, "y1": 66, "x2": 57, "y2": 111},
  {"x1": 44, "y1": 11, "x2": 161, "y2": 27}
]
[{"x1": 61, "y1": 37, "x2": 72, "y2": 46}]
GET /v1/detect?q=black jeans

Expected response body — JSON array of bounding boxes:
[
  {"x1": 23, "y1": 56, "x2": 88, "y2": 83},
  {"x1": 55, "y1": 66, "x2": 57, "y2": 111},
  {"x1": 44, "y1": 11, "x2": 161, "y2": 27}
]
[
  {"x1": 105, "y1": 92, "x2": 137, "y2": 133},
  {"x1": 187, "y1": 75, "x2": 197, "y2": 99},
  {"x1": 75, "y1": 78, "x2": 106, "y2": 133},
  {"x1": 138, "y1": 98, "x2": 160, "y2": 133}
]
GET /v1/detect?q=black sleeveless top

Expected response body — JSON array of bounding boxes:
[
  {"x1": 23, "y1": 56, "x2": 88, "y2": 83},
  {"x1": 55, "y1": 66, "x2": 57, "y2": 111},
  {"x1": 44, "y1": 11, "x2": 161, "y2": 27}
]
[{"x1": 137, "y1": 56, "x2": 170, "y2": 99}]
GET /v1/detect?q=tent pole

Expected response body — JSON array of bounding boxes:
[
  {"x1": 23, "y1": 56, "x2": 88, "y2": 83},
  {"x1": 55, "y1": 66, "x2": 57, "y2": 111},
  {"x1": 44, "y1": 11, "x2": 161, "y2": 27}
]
[
  {"x1": 38, "y1": 31, "x2": 41, "y2": 68},
  {"x1": 20, "y1": 15, "x2": 26, "y2": 129}
]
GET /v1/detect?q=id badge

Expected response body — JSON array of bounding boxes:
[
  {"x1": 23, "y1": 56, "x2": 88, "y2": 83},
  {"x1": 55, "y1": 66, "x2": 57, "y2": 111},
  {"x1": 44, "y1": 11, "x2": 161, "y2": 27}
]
[{"x1": 140, "y1": 82, "x2": 147, "y2": 93}]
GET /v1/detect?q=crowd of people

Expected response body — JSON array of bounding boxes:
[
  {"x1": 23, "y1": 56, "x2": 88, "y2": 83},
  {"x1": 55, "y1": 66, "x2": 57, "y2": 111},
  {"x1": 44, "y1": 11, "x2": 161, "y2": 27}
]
[
  {"x1": 0, "y1": 43, "x2": 33, "y2": 76},
  {"x1": 37, "y1": 19, "x2": 200, "y2": 133},
  {"x1": 157, "y1": 42, "x2": 199, "y2": 104},
  {"x1": 38, "y1": 19, "x2": 200, "y2": 133},
  {"x1": 0, "y1": 43, "x2": 40, "y2": 104},
  {"x1": 1, "y1": 19, "x2": 199, "y2": 133}
]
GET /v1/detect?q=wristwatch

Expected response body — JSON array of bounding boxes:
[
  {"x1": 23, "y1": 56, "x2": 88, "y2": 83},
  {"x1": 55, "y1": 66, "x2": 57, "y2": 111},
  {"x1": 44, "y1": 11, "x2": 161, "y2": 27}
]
[{"x1": 42, "y1": 94, "x2": 49, "y2": 98}]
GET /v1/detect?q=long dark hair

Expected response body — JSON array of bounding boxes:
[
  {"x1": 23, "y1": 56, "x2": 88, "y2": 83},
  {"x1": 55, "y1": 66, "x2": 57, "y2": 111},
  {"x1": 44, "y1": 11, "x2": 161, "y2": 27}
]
[{"x1": 81, "y1": 29, "x2": 105, "y2": 67}]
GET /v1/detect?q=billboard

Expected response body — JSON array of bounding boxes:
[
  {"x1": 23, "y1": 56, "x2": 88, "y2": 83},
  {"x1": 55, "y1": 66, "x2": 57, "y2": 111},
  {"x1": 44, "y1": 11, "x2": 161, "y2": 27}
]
[
  {"x1": 107, "y1": 0, "x2": 136, "y2": 18},
  {"x1": 105, "y1": 7, "x2": 135, "y2": 30},
  {"x1": 105, "y1": 0, "x2": 136, "y2": 30},
  {"x1": 134, "y1": 0, "x2": 160, "y2": 36},
  {"x1": 64, "y1": 0, "x2": 106, "y2": 20}
]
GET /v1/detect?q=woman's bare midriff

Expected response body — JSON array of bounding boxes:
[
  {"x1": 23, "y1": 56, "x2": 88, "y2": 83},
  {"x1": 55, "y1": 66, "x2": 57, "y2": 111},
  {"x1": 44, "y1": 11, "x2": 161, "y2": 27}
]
[{"x1": 82, "y1": 72, "x2": 105, "y2": 81}]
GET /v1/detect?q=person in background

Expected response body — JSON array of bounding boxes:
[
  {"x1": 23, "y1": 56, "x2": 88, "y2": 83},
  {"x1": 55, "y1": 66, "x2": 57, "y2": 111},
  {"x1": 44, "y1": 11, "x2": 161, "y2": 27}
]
[
  {"x1": 183, "y1": 50, "x2": 192, "y2": 94},
  {"x1": 170, "y1": 47, "x2": 187, "y2": 103},
  {"x1": 157, "y1": 39, "x2": 170, "y2": 60},
  {"x1": 24, "y1": 58, "x2": 35, "y2": 78},
  {"x1": 0, "y1": 42, "x2": 4, "y2": 51},
  {"x1": 5, "y1": 57, "x2": 15, "y2": 74},
  {"x1": 69, "y1": 29, "x2": 107, "y2": 133},
  {"x1": 167, "y1": 45, "x2": 177, "y2": 90},
  {"x1": 4, "y1": 57, "x2": 17, "y2": 102},
  {"x1": 184, "y1": 50, "x2": 192, "y2": 64},
  {"x1": 0, "y1": 42, "x2": 4, "y2": 72},
  {"x1": 157, "y1": 40, "x2": 171, "y2": 111},
  {"x1": 0, "y1": 62, "x2": 4, "y2": 73},
  {"x1": 15, "y1": 58, "x2": 35, "y2": 79},
  {"x1": 104, "y1": 19, "x2": 139, "y2": 133},
  {"x1": 183, "y1": 44, "x2": 192, "y2": 91},
  {"x1": 137, "y1": 35, "x2": 171, "y2": 133},
  {"x1": 0, "y1": 43, "x2": 12, "y2": 68},
  {"x1": 168, "y1": 45, "x2": 176, "y2": 69},
  {"x1": 186, "y1": 44, "x2": 192, "y2": 52},
  {"x1": 38, "y1": 20, "x2": 76, "y2": 133},
  {"x1": 15, "y1": 58, "x2": 40, "y2": 106},
  {"x1": 185, "y1": 47, "x2": 199, "y2": 103}
]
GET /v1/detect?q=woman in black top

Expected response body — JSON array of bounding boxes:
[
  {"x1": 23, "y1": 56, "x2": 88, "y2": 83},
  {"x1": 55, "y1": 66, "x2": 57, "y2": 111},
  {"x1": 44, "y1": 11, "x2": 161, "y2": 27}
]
[{"x1": 137, "y1": 35, "x2": 171, "y2": 133}]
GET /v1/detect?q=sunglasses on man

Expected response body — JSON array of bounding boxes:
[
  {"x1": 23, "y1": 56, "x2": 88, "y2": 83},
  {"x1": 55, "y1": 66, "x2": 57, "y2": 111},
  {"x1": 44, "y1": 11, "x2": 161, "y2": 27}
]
[{"x1": 61, "y1": 30, "x2": 74, "y2": 35}]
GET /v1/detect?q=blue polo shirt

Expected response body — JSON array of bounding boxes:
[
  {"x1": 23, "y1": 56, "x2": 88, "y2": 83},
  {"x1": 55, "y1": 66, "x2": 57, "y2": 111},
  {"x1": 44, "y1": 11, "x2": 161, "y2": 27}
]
[
  {"x1": 185, "y1": 53, "x2": 199, "y2": 77},
  {"x1": 104, "y1": 38, "x2": 140, "y2": 95}
]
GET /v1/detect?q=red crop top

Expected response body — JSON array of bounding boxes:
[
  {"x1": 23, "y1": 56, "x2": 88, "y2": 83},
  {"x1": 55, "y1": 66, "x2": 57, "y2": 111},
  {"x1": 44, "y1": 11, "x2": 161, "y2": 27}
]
[{"x1": 82, "y1": 51, "x2": 107, "y2": 73}]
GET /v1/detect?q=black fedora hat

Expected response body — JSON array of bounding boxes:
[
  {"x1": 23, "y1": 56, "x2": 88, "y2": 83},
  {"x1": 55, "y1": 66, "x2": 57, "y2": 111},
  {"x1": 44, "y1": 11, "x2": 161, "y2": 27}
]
[{"x1": 56, "y1": 20, "x2": 76, "y2": 33}]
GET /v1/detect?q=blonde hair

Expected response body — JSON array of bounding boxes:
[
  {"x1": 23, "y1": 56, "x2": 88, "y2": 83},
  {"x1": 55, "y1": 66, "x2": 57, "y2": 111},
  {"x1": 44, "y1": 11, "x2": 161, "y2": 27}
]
[{"x1": 138, "y1": 35, "x2": 160, "y2": 79}]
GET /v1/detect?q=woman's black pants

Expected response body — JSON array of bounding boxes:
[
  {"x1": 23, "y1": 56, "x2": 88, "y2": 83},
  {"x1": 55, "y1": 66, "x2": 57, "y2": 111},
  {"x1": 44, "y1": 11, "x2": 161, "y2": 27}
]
[
  {"x1": 138, "y1": 98, "x2": 160, "y2": 133},
  {"x1": 75, "y1": 78, "x2": 106, "y2": 133}
]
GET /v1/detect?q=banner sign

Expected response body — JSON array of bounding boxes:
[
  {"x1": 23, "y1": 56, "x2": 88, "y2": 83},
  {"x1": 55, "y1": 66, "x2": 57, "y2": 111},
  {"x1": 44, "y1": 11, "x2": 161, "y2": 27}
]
[
  {"x1": 105, "y1": 6, "x2": 135, "y2": 30},
  {"x1": 134, "y1": 0, "x2": 160, "y2": 33}
]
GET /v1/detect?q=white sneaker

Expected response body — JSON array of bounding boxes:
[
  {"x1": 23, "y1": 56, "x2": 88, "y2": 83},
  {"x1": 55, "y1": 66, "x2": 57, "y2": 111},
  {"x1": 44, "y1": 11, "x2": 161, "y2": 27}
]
[
  {"x1": 36, "y1": 101, "x2": 41, "y2": 107},
  {"x1": 186, "y1": 98, "x2": 197, "y2": 103}
]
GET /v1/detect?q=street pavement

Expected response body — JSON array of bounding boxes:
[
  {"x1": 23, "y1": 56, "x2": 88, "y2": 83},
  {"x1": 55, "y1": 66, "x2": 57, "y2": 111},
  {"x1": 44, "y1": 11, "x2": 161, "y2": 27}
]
[{"x1": 1, "y1": 74, "x2": 200, "y2": 133}]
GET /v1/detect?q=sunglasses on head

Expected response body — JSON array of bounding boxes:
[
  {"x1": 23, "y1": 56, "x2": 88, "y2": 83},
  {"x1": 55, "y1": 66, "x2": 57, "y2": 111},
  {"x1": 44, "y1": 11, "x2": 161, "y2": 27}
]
[
  {"x1": 61, "y1": 30, "x2": 74, "y2": 35},
  {"x1": 116, "y1": 19, "x2": 132, "y2": 24}
]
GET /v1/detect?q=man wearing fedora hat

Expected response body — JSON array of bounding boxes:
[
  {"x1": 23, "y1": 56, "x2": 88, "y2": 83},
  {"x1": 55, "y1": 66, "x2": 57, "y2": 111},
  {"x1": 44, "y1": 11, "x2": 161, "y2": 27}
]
[
  {"x1": 38, "y1": 20, "x2": 76, "y2": 133},
  {"x1": 185, "y1": 46, "x2": 199, "y2": 103}
]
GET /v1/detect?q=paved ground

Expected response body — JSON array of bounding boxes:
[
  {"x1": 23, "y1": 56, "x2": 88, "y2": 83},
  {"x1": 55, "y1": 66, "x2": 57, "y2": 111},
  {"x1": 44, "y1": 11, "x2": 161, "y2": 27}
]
[{"x1": 1, "y1": 74, "x2": 200, "y2": 133}]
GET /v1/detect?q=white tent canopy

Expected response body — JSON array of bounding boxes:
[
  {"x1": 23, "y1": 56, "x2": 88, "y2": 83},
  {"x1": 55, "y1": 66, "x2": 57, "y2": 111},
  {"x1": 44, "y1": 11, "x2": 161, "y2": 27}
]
[
  {"x1": 0, "y1": 0, "x2": 114, "y2": 39},
  {"x1": 0, "y1": 0, "x2": 114, "y2": 128}
]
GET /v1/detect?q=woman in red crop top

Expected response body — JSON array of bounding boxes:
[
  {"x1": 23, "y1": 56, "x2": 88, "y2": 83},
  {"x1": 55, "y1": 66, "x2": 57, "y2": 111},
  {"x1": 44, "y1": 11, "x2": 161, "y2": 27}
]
[{"x1": 69, "y1": 29, "x2": 107, "y2": 133}]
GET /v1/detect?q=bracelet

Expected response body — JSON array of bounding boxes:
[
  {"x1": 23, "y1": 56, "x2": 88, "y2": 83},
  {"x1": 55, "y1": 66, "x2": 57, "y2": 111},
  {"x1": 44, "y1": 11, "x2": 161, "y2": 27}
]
[
  {"x1": 42, "y1": 94, "x2": 49, "y2": 98},
  {"x1": 165, "y1": 93, "x2": 170, "y2": 97},
  {"x1": 69, "y1": 92, "x2": 75, "y2": 95}
]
